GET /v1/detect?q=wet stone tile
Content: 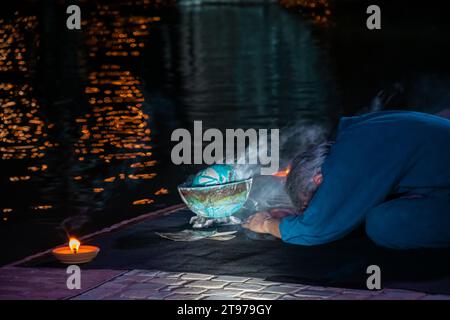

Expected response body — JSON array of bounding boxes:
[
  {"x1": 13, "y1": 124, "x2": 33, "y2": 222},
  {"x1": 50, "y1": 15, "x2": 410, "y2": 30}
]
[
  {"x1": 260, "y1": 285, "x2": 302, "y2": 294},
  {"x1": 186, "y1": 280, "x2": 228, "y2": 289},
  {"x1": 120, "y1": 289, "x2": 151, "y2": 299},
  {"x1": 146, "y1": 291, "x2": 173, "y2": 300},
  {"x1": 113, "y1": 275, "x2": 148, "y2": 284},
  {"x1": 145, "y1": 276, "x2": 187, "y2": 286},
  {"x1": 330, "y1": 293, "x2": 373, "y2": 300},
  {"x1": 212, "y1": 275, "x2": 249, "y2": 283},
  {"x1": 240, "y1": 292, "x2": 281, "y2": 300},
  {"x1": 245, "y1": 278, "x2": 279, "y2": 286},
  {"x1": 172, "y1": 286, "x2": 207, "y2": 295},
  {"x1": 166, "y1": 272, "x2": 186, "y2": 279},
  {"x1": 164, "y1": 293, "x2": 203, "y2": 300},
  {"x1": 381, "y1": 289, "x2": 427, "y2": 299},
  {"x1": 225, "y1": 283, "x2": 265, "y2": 292},
  {"x1": 203, "y1": 289, "x2": 241, "y2": 297},
  {"x1": 278, "y1": 295, "x2": 298, "y2": 300},
  {"x1": 341, "y1": 288, "x2": 377, "y2": 295},
  {"x1": 181, "y1": 273, "x2": 215, "y2": 281},
  {"x1": 124, "y1": 270, "x2": 160, "y2": 277},
  {"x1": 202, "y1": 295, "x2": 241, "y2": 300},
  {"x1": 159, "y1": 285, "x2": 182, "y2": 292},
  {"x1": 293, "y1": 288, "x2": 340, "y2": 299},
  {"x1": 127, "y1": 282, "x2": 166, "y2": 291}
]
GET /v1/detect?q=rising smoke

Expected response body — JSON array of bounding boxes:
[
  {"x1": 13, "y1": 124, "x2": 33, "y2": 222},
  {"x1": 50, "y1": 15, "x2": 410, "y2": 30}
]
[{"x1": 235, "y1": 119, "x2": 332, "y2": 213}]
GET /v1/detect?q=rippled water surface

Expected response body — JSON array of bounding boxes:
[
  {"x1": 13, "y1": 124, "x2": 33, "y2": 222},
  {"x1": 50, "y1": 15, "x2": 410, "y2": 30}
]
[{"x1": 1, "y1": 1, "x2": 450, "y2": 264}]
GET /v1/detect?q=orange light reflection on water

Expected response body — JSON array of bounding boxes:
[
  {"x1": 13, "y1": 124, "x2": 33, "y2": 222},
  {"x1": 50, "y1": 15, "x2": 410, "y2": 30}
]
[
  {"x1": 278, "y1": 0, "x2": 332, "y2": 26},
  {"x1": 75, "y1": 3, "x2": 170, "y2": 204}
]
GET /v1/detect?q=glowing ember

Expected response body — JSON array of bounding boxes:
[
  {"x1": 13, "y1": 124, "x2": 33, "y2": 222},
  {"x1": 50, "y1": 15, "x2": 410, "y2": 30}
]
[
  {"x1": 69, "y1": 237, "x2": 81, "y2": 254},
  {"x1": 272, "y1": 165, "x2": 291, "y2": 177},
  {"x1": 132, "y1": 198, "x2": 154, "y2": 205},
  {"x1": 154, "y1": 188, "x2": 169, "y2": 195}
]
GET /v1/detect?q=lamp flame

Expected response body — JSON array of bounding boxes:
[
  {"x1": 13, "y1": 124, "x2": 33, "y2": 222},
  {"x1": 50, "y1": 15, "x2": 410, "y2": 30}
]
[
  {"x1": 69, "y1": 237, "x2": 81, "y2": 254},
  {"x1": 272, "y1": 165, "x2": 291, "y2": 177}
]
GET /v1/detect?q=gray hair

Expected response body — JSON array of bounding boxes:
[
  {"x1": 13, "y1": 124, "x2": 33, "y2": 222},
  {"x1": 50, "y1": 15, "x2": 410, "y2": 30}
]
[{"x1": 285, "y1": 142, "x2": 332, "y2": 211}]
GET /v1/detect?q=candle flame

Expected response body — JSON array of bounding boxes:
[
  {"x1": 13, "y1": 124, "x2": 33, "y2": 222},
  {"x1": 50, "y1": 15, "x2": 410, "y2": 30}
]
[
  {"x1": 272, "y1": 165, "x2": 291, "y2": 177},
  {"x1": 69, "y1": 237, "x2": 81, "y2": 254}
]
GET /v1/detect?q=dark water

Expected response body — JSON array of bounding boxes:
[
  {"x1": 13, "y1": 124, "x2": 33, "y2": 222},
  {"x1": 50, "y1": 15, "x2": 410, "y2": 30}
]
[{"x1": 1, "y1": 1, "x2": 450, "y2": 265}]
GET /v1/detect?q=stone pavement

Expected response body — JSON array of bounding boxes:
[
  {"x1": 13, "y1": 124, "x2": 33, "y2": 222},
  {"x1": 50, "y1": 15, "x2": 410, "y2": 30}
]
[
  {"x1": 0, "y1": 266, "x2": 125, "y2": 300},
  {"x1": 70, "y1": 269, "x2": 450, "y2": 300},
  {"x1": 3, "y1": 266, "x2": 446, "y2": 300}
]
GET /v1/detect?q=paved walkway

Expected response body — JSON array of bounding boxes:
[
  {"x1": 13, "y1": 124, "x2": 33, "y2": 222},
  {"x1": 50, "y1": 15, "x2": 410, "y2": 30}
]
[
  {"x1": 2, "y1": 205, "x2": 450, "y2": 300},
  {"x1": 1, "y1": 267, "x2": 450, "y2": 300}
]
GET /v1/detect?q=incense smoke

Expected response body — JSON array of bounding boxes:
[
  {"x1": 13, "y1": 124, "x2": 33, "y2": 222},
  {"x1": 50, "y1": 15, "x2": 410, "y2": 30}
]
[
  {"x1": 234, "y1": 119, "x2": 332, "y2": 213},
  {"x1": 58, "y1": 214, "x2": 91, "y2": 240}
]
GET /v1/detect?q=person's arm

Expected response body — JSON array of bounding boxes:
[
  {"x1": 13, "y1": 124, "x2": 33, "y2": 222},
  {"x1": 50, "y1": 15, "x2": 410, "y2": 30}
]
[
  {"x1": 245, "y1": 150, "x2": 398, "y2": 245},
  {"x1": 263, "y1": 217, "x2": 281, "y2": 239},
  {"x1": 241, "y1": 212, "x2": 282, "y2": 239}
]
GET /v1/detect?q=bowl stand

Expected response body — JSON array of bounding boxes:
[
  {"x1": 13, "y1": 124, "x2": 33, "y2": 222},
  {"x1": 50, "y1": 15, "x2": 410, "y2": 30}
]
[{"x1": 189, "y1": 215, "x2": 242, "y2": 229}]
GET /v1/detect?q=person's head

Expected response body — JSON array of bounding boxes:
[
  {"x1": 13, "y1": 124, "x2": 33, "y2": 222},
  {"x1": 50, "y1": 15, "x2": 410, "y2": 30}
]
[{"x1": 285, "y1": 142, "x2": 332, "y2": 212}]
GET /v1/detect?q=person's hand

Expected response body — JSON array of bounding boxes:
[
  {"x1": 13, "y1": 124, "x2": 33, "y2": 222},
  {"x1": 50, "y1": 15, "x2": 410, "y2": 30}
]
[{"x1": 241, "y1": 211, "x2": 271, "y2": 234}]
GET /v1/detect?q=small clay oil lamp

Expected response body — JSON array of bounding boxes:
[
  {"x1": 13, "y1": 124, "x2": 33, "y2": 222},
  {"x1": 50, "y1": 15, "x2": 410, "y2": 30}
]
[{"x1": 52, "y1": 237, "x2": 100, "y2": 264}]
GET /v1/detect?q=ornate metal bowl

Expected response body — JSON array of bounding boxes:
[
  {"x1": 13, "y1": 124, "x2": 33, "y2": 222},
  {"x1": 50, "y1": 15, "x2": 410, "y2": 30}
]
[{"x1": 178, "y1": 178, "x2": 253, "y2": 219}]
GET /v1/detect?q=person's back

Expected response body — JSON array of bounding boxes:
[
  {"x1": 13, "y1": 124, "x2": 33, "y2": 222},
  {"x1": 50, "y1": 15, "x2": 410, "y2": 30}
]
[
  {"x1": 335, "y1": 111, "x2": 450, "y2": 191},
  {"x1": 280, "y1": 111, "x2": 450, "y2": 249}
]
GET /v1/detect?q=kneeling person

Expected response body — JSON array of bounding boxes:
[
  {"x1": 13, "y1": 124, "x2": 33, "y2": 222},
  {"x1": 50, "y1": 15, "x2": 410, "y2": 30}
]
[{"x1": 243, "y1": 111, "x2": 450, "y2": 249}]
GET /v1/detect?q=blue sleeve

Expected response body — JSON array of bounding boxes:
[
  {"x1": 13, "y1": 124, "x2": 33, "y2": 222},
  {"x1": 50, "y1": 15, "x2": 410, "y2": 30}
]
[{"x1": 279, "y1": 117, "x2": 404, "y2": 245}]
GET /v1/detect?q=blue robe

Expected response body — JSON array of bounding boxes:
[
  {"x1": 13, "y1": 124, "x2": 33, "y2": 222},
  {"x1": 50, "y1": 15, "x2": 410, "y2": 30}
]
[{"x1": 279, "y1": 111, "x2": 450, "y2": 249}]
